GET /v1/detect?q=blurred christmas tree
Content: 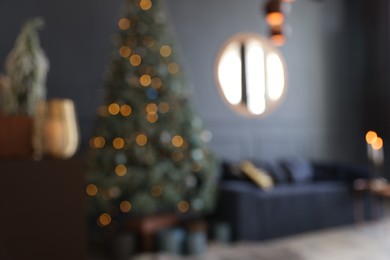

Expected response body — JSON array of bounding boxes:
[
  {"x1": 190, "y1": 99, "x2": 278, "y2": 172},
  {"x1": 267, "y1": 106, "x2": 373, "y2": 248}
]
[{"x1": 86, "y1": 0, "x2": 219, "y2": 233}]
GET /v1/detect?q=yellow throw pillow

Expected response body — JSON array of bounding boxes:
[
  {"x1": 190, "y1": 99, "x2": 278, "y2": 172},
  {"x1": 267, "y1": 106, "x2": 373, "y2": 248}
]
[{"x1": 239, "y1": 160, "x2": 274, "y2": 190}]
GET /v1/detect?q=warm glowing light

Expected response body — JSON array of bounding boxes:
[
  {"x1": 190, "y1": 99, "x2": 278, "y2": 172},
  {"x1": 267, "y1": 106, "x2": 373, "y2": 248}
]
[
  {"x1": 177, "y1": 201, "x2": 190, "y2": 213},
  {"x1": 99, "y1": 106, "x2": 109, "y2": 117},
  {"x1": 113, "y1": 137, "x2": 125, "y2": 149},
  {"x1": 136, "y1": 134, "x2": 148, "y2": 146},
  {"x1": 115, "y1": 164, "x2": 127, "y2": 176},
  {"x1": 271, "y1": 34, "x2": 285, "y2": 46},
  {"x1": 151, "y1": 78, "x2": 162, "y2": 89},
  {"x1": 130, "y1": 54, "x2": 142, "y2": 66},
  {"x1": 91, "y1": 136, "x2": 105, "y2": 149},
  {"x1": 146, "y1": 103, "x2": 158, "y2": 114},
  {"x1": 118, "y1": 18, "x2": 131, "y2": 30},
  {"x1": 168, "y1": 63, "x2": 180, "y2": 74},
  {"x1": 172, "y1": 135, "x2": 184, "y2": 148},
  {"x1": 120, "y1": 104, "x2": 132, "y2": 116},
  {"x1": 119, "y1": 46, "x2": 131, "y2": 57},
  {"x1": 98, "y1": 213, "x2": 112, "y2": 226},
  {"x1": 216, "y1": 33, "x2": 286, "y2": 117},
  {"x1": 372, "y1": 137, "x2": 383, "y2": 150},
  {"x1": 266, "y1": 12, "x2": 284, "y2": 26},
  {"x1": 86, "y1": 184, "x2": 98, "y2": 196},
  {"x1": 151, "y1": 185, "x2": 162, "y2": 197},
  {"x1": 140, "y1": 0, "x2": 152, "y2": 10},
  {"x1": 140, "y1": 74, "x2": 152, "y2": 87},
  {"x1": 267, "y1": 52, "x2": 285, "y2": 100},
  {"x1": 366, "y1": 131, "x2": 377, "y2": 144},
  {"x1": 160, "y1": 45, "x2": 172, "y2": 57},
  {"x1": 120, "y1": 201, "x2": 132, "y2": 213},
  {"x1": 218, "y1": 41, "x2": 242, "y2": 105},
  {"x1": 246, "y1": 39, "x2": 265, "y2": 115},
  {"x1": 147, "y1": 114, "x2": 158, "y2": 123},
  {"x1": 108, "y1": 103, "x2": 120, "y2": 115},
  {"x1": 159, "y1": 102, "x2": 169, "y2": 113}
]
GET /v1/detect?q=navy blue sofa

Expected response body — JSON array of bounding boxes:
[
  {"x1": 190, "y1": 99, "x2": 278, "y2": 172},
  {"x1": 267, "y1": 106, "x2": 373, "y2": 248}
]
[{"x1": 213, "y1": 159, "x2": 374, "y2": 241}]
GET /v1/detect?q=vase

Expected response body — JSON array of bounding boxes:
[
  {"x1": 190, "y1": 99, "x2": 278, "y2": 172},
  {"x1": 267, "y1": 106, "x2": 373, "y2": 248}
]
[{"x1": 40, "y1": 99, "x2": 79, "y2": 159}]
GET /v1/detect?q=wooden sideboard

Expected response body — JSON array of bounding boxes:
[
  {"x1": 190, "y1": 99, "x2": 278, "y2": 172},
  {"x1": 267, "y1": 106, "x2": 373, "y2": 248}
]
[{"x1": 0, "y1": 158, "x2": 87, "y2": 260}]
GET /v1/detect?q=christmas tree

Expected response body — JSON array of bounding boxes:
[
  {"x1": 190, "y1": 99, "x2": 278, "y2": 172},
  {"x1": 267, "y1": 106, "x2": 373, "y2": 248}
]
[{"x1": 86, "y1": 0, "x2": 219, "y2": 233}]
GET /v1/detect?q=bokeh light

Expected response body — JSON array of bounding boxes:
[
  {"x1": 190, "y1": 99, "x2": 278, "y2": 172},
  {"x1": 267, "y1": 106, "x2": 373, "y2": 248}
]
[
  {"x1": 147, "y1": 114, "x2": 158, "y2": 123},
  {"x1": 108, "y1": 103, "x2": 120, "y2": 115},
  {"x1": 158, "y1": 102, "x2": 170, "y2": 113},
  {"x1": 160, "y1": 45, "x2": 172, "y2": 57},
  {"x1": 140, "y1": 74, "x2": 152, "y2": 87},
  {"x1": 115, "y1": 164, "x2": 127, "y2": 176},
  {"x1": 118, "y1": 18, "x2": 131, "y2": 30},
  {"x1": 120, "y1": 104, "x2": 132, "y2": 116},
  {"x1": 366, "y1": 131, "x2": 377, "y2": 144},
  {"x1": 120, "y1": 201, "x2": 132, "y2": 213},
  {"x1": 90, "y1": 136, "x2": 106, "y2": 149},
  {"x1": 172, "y1": 135, "x2": 184, "y2": 148},
  {"x1": 99, "y1": 106, "x2": 109, "y2": 117},
  {"x1": 136, "y1": 134, "x2": 148, "y2": 146},
  {"x1": 130, "y1": 54, "x2": 142, "y2": 66},
  {"x1": 86, "y1": 184, "x2": 98, "y2": 196},
  {"x1": 372, "y1": 137, "x2": 383, "y2": 150},
  {"x1": 151, "y1": 185, "x2": 162, "y2": 197},
  {"x1": 177, "y1": 201, "x2": 190, "y2": 213},
  {"x1": 146, "y1": 103, "x2": 158, "y2": 114},
  {"x1": 113, "y1": 137, "x2": 125, "y2": 149},
  {"x1": 151, "y1": 78, "x2": 162, "y2": 89},
  {"x1": 119, "y1": 46, "x2": 131, "y2": 57},
  {"x1": 168, "y1": 62, "x2": 180, "y2": 74},
  {"x1": 98, "y1": 213, "x2": 112, "y2": 226},
  {"x1": 140, "y1": 0, "x2": 152, "y2": 10}
]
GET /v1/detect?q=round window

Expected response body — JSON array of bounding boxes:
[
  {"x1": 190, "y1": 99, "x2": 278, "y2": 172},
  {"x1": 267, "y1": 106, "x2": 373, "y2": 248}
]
[{"x1": 215, "y1": 33, "x2": 287, "y2": 117}]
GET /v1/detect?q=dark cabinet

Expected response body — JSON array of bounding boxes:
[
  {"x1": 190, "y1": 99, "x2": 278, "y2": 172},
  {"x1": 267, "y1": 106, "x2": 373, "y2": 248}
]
[{"x1": 0, "y1": 158, "x2": 87, "y2": 260}]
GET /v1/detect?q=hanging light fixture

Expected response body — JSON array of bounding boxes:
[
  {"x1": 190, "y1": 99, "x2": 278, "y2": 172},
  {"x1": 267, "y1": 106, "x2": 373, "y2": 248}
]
[
  {"x1": 263, "y1": 0, "x2": 294, "y2": 46},
  {"x1": 270, "y1": 26, "x2": 285, "y2": 46},
  {"x1": 264, "y1": 0, "x2": 284, "y2": 27}
]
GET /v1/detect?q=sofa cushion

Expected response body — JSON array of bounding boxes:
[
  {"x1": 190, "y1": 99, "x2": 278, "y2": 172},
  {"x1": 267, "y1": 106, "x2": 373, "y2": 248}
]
[
  {"x1": 220, "y1": 161, "x2": 248, "y2": 181},
  {"x1": 281, "y1": 158, "x2": 314, "y2": 183},
  {"x1": 239, "y1": 160, "x2": 274, "y2": 190},
  {"x1": 250, "y1": 160, "x2": 290, "y2": 184}
]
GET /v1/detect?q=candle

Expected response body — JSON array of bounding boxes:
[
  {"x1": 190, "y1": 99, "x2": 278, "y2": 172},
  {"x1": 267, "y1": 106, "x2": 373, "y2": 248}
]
[{"x1": 371, "y1": 137, "x2": 384, "y2": 167}]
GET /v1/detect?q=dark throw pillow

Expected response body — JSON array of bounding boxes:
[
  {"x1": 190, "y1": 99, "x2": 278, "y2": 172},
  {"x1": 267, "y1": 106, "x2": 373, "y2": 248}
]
[{"x1": 281, "y1": 158, "x2": 314, "y2": 183}]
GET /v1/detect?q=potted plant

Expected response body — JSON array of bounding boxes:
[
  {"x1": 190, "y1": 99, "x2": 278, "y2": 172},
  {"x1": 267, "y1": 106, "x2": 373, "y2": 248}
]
[{"x1": 0, "y1": 17, "x2": 49, "y2": 158}]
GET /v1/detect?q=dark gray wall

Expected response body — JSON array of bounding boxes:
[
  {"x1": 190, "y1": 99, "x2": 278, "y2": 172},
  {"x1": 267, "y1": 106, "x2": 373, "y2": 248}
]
[
  {"x1": 167, "y1": 0, "x2": 367, "y2": 163},
  {"x1": 0, "y1": 0, "x2": 371, "y2": 163}
]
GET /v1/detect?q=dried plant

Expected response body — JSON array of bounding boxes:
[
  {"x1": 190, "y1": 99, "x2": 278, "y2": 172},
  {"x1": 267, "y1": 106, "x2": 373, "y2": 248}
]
[{"x1": 0, "y1": 17, "x2": 49, "y2": 116}]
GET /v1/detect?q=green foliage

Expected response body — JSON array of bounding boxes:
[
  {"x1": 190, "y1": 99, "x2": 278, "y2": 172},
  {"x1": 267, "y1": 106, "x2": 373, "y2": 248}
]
[
  {"x1": 87, "y1": 0, "x2": 219, "y2": 232},
  {"x1": 0, "y1": 17, "x2": 49, "y2": 116}
]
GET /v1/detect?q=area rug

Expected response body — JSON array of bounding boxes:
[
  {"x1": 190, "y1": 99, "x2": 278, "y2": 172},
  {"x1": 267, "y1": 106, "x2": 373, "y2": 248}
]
[
  {"x1": 133, "y1": 217, "x2": 390, "y2": 260},
  {"x1": 134, "y1": 243, "x2": 302, "y2": 260}
]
